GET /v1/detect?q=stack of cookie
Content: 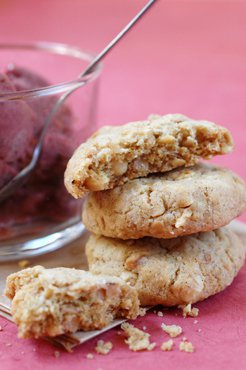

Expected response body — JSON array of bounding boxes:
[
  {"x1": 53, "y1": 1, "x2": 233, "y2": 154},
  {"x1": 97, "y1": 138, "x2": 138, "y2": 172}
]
[{"x1": 65, "y1": 114, "x2": 246, "y2": 307}]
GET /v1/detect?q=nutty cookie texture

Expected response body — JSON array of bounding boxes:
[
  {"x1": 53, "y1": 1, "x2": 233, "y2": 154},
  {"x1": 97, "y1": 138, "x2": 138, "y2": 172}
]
[
  {"x1": 5, "y1": 266, "x2": 140, "y2": 339},
  {"x1": 86, "y1": 228, "x2": 245, "y2": 306},
  {"x1": 64, "y1": 114, "x2": 233, "y2": 198},
  {"x1": 82, "y1": 164, "x2": 246, "y2": 239}
]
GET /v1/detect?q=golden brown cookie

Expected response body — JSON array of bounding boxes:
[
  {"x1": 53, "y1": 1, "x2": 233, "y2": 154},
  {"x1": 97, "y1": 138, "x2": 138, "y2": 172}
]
[
  {"x1": 65, "y1": 114, "x2": 233, "y2": 198},
  {"x1": 86, "y1": 228, "x2": 245, "y2": 306},
  {"x1": 82, "y1": 164, "x2": 246, "y2": 239},
  {"x1": 5, "y1": 266, "x2": 140, "y2": 339}
]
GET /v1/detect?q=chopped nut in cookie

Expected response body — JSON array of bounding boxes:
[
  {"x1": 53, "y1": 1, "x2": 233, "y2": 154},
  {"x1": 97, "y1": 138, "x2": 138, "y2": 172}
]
[
  {"x1": 121, "y1": 323, "x2": 156, "y2": 351},
  {"x1": 161, "y1": 323, "x2": 182, "y2": 338},
  {"x1": 18, "y1": 260, "x2": 30, "y2": 269}
]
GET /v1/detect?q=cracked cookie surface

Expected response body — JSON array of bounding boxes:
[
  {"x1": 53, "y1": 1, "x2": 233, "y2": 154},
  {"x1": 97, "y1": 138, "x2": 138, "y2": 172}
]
[
  {"x1": 82, "y1": 164, "x2": 246, "y2": 239},
  {"x1": 86, "y1": 228, "x2": 245, "y2": 306},
  {"x1": 65, "y1": 114, "x2": 233, "y2": 198},
  {"x1": 5, "y1": 266, "x2": 140, "y2": 339}
]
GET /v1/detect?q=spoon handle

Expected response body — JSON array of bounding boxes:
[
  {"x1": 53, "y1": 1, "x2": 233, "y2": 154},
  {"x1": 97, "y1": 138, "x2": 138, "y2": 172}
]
[{"x1": 81, "y1": 0, "x2": 157, "y2": 77}]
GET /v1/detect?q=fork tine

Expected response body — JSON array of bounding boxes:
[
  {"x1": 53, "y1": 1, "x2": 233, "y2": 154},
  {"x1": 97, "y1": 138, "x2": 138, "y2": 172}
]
[
  {"x1": 57, "y1": 334, "x2": 80, "y2": 345},
  {"x1": 46, "y1": 337, "x2": 74, "y2": 352},
  {"x1": 0, "y1": 303, "x2": 11, "y2": 311},
  {"x1": 0, "y1": 307, "x2": 13, "y2": 322},
  {"x1": 0, "y1": 304, "x2": 12, "y2": 316}
]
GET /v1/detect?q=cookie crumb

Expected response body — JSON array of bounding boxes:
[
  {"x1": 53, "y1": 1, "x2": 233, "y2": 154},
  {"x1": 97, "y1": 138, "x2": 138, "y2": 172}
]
[
  {"x1": 179, "y1": 304, "x2": 199, "y2": 318},
  {"x1": 86, "y1": 353, "x2": 94, "y2": 359},
  {"x1": 161, "y1": 339, "x2": 174, "y2": 351},
  {"x1": 161, "y1": 323, "x2": 182, "y2": 338},
  {"x1": 157, "y1": 311, "x2": 164, "y2": 317},
  {"x1": 54, "y1": 351, "x2": 60, "y2": 358},
  {"x1": 121, "y1": 323, "x2": 155, "y2": 351},
  {"x1": 142, "y1": 326, "x2": 147, "y2": 330},
  {"x1": 148, "y1": 342, "x2": 156, "y2": 351},
  {"x1": 139, "y1": 307, "x2": 147, "y2": 317},
  {"x1": 197, "y1": 328, "x2": 202, "y2": 333},
  {"x1": 18, "y1": 260, "x2": 30, "y2": 269},
  {"x1": 95, "y1": 340, "x2": 113, "y2": 355},
  {"x1": 179, "y1": 340, "x2": 194, "y2": 353},
  {"x1": 193, "y1": 320, "x2": 198, "y2": 324}
]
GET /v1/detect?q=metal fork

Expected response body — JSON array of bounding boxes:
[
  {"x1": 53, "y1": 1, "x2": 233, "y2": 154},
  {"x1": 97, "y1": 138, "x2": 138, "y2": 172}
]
[{"x1": 0, "y1": 302, "x2": 140, "y2": 352}]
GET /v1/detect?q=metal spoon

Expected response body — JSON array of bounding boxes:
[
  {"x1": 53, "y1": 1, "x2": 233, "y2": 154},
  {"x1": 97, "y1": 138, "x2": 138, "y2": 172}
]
[{"x1": 0, "y1": 0, "x2": 157, "y2": 202}]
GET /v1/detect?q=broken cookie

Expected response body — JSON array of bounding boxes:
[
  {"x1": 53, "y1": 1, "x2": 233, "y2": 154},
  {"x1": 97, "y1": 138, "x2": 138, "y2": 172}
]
[
  {"x1": 65, "y1": 114, "x2": 233, "y2": 198},
  {"x1": 5, "y1": 266, "x2": 140, "y2": 339}
]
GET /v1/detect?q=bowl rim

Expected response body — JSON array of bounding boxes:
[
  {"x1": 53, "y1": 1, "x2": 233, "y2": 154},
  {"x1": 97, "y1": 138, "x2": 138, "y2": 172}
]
[{"x1": 0, "y1": 41, "x2": 102, "y2": 101}]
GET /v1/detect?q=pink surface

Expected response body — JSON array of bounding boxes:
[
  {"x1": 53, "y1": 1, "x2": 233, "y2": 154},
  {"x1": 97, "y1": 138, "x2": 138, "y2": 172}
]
[
  {"x1": 0, "y1": 1, "x2": 246, "y2": 369},
  {"x1": 1, "y1": 268, "x2": 246, "y2": 370}
]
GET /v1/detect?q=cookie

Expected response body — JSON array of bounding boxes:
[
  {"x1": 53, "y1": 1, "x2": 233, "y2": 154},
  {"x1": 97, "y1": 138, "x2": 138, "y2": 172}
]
[
  {"x1": 5, "y1": 266, "x2": 140, "y2": 339},
  {"x1": 65, "y1": 114, "x2": 233, "y2": 198},
  {"x1": 82, "y1": 164, "x2": 246, "y2": 239},
  {"x1": 86, "y1": 228, "x2": 245, "y2": 306}
]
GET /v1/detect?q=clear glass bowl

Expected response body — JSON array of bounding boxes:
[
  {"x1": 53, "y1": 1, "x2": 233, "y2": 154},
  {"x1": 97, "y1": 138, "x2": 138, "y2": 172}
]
[{"x1": 0, "y1": 42, "x2": 101, "y2": 261}]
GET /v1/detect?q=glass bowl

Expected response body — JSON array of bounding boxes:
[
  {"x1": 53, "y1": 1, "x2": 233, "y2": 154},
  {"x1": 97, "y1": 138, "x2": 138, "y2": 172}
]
[{"x1": 0, "y1": 42, "x2": 101, "y2": 261}]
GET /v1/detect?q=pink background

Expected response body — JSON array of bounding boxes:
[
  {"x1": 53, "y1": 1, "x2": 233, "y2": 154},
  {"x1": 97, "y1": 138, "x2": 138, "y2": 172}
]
[{"x1": 1, "y1": 1, "x2": 246, "y2": 369}]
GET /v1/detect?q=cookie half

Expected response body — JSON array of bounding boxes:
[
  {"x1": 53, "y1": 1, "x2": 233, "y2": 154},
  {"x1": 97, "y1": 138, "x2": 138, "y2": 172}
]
[
  {"x1": 5, "y1": 266, "x2": 140, "y2": 338},
  {"x1": 86, "y1": 228, "x2": 245, "y2": 306},
  {"x1": 83, "y1": 164, "x2": 246, "y2": 239},
  {"x1": 65, "y1": 114, "x2": 233, "y2": 198}
]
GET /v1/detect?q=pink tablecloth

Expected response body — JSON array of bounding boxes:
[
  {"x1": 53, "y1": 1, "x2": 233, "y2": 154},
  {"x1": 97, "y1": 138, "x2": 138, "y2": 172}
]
[{"x1": 1, "y1": 1, "x2": 246, "y2": 369}]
